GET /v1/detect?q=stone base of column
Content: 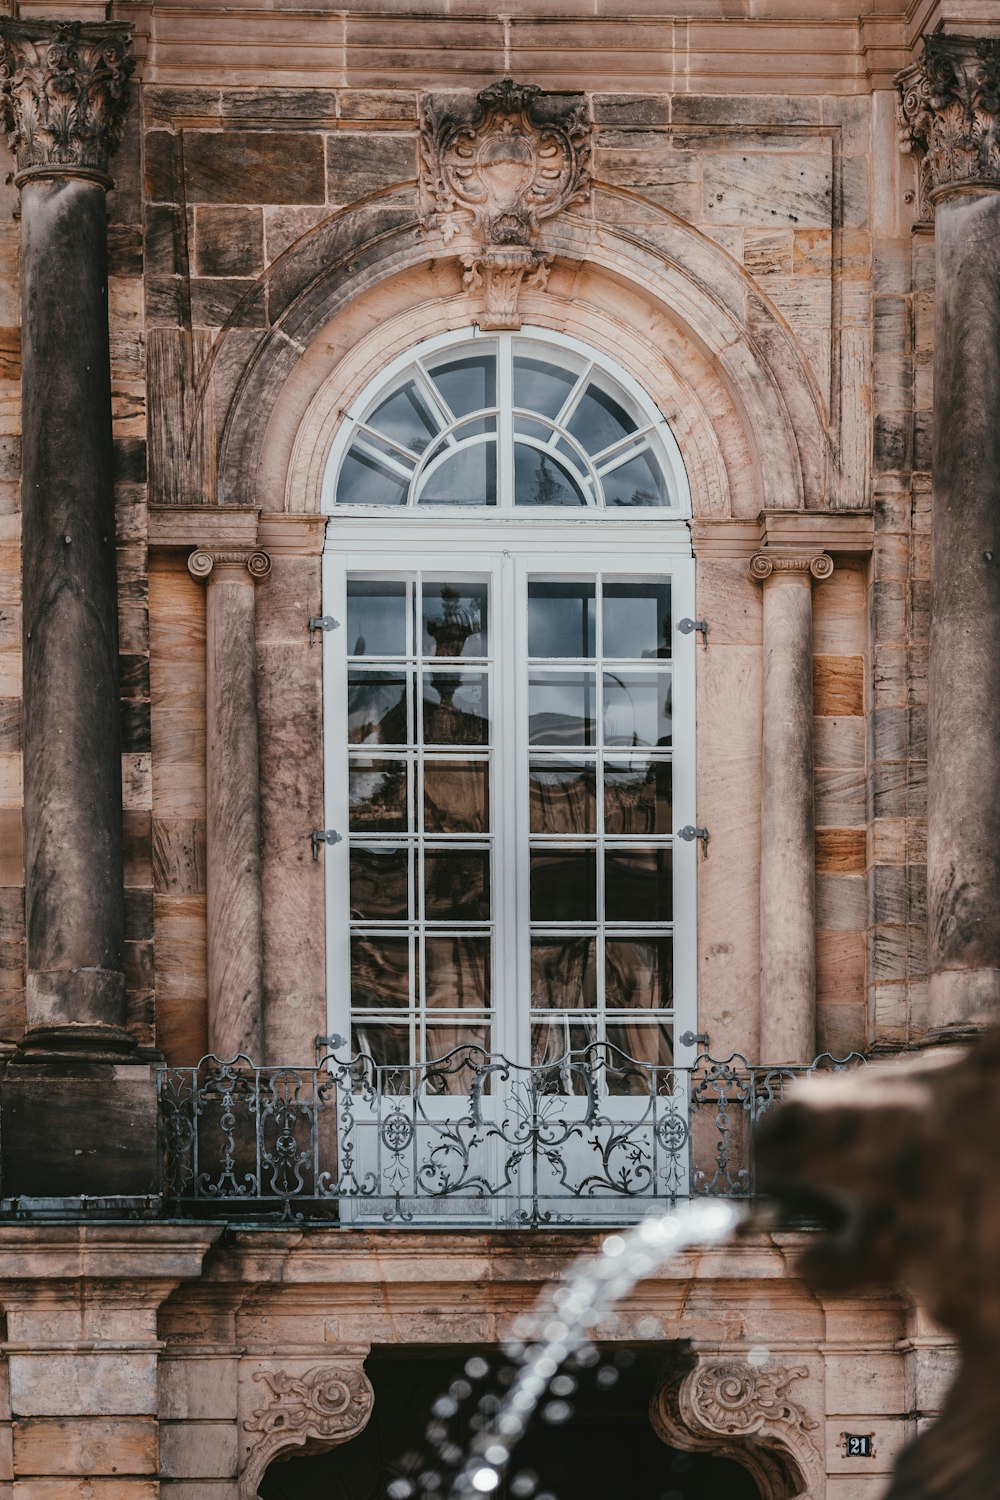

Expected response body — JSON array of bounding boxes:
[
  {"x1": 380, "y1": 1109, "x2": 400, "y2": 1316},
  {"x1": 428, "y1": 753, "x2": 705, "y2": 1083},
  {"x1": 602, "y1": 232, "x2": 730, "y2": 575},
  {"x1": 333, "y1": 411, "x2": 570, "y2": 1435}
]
[
  {"x1": 19, "y1": 968, "x2": 135, "y2": 1061},
  {"x1": 0, "y1": 1062, "x2": 158, "y2": 1198},
  {"x1": 925, "y1": 968, "x2": 1000, "y2": 1046}
]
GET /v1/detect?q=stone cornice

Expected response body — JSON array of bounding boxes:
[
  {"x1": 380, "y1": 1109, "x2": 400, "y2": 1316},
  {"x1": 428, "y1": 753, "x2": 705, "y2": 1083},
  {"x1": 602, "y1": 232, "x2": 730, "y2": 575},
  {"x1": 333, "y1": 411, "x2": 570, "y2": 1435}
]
[
  {"x1": 188, "y1": 547, "x2": 271, "y2": 583},
  {"x1": 691, "y1": 512, "x2": 873, "y2": 561},
  {"x1": 896, "y1": 34, "x2": 1000, "y2": 215},
  {"x1": 149, "y1": 504, "x2": 259, "y2": 553},
  {"x1": 0, "y1": 18, "x2": 134, "y2": 180}
]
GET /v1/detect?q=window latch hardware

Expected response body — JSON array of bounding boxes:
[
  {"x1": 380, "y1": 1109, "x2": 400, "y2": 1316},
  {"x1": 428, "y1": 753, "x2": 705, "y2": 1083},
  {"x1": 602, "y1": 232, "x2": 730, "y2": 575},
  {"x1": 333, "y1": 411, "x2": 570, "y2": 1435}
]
[
  {"x1": 678, "y1": 824, "x2": 709, "y2": 856},
  {"x1": 679, "y1": 1030, "x2": 710, "y2": 1049},
  {"x1": 311, "y1": 828, "x2": 342, "y2": 861},
  {"x1": 678, "y1": 617, "x2": 708, "y2": 647},
  {"x1": 308, "y1": 615, "x2": 339, "y2": 647}
]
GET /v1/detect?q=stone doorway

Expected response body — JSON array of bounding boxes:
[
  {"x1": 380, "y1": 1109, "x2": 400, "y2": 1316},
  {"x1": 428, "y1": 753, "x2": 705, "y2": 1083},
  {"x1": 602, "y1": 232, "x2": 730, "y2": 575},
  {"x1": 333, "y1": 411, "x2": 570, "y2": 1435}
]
[{"x1": 258, "y1": 1348, "x2": 763, "y2": 1500}]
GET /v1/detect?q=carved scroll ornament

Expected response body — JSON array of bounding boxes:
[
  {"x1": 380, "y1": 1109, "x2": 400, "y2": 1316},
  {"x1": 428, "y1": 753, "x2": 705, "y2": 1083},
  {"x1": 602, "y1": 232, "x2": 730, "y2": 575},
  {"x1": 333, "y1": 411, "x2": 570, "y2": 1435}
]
[
  {"x1": 749, "y1": 550, "x2": 834, "y2": 582},
  {"x1": 241, "y1": 1363, "x2": 375, "y2": 1497},
  {"x1": 419, "y1": 78, "x2": 592, "y2": 329},
  {"x1": 0, "y1": 19, "x2": 134, "y2": 180},
  {"x1": 896, "y1": 35, "x2": 1000, "y2": 216}
]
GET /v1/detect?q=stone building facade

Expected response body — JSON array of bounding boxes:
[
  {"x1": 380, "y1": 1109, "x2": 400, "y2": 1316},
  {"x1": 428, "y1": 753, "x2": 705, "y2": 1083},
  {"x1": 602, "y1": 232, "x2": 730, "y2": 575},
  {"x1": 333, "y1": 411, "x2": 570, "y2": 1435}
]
[{"x1": 0, "y1": 0, "x2": 993, "y2": 1494}]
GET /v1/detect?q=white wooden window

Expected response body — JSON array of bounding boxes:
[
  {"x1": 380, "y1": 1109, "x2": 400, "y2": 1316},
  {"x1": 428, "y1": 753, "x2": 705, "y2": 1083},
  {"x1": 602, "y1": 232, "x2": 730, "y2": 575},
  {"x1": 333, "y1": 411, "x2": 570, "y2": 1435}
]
[{"x1": 323, "y1": 330, "x2": 699, "y2": 1073}]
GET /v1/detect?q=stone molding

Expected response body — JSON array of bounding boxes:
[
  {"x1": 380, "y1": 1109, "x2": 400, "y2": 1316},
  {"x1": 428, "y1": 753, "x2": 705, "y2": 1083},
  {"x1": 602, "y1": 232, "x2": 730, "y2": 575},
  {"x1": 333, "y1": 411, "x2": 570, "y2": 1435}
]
[
  {"x1": 149, "y1": 504, "x2": 260, "y2": 553},
  {"x1": 896, "y1": 34, "x2": 1000, "y2": 216},
  {"x1": 240, "y1": 1362, "x2": 375, "y2": 1497},
  {"x1": 419, "y1": 77, "x2": 591, "y2": 329},
  {"x1": 749, "y1": 549, "x2": 834, "y2": 582},
  {"x1": 188, "y1": 547, "x2": 272, "y2": 583},
  {"x1": 691, "y1": 512, "x2": 873, "y2": 561},
  {"x1": 651, "y1": 1354, "x2": 824, "y2": 1500},
  {"x1": 0, "y1": 17, "x2": 133, "y2": 180}
]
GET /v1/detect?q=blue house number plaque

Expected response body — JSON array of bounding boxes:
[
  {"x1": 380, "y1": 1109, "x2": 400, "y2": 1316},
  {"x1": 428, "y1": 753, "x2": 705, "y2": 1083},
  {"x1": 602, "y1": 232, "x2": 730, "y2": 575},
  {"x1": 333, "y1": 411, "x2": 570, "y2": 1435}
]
[{"x1": 843, "y1": 1434, "x2": 875, "y2": 1458}]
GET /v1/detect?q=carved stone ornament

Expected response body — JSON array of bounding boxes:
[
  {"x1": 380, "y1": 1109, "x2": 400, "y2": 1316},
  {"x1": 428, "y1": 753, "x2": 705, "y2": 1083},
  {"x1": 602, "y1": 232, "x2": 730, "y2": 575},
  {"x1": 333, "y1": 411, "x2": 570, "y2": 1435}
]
[
  {"x1": 0, "y1": 19, "x2": 134, "y2": 181},
  {"x1": 188, "y1": 548, "x2": 272, "y2": 583},
  {"x1": 652, "y1": 1355, "x2": 824, "y2": 1500},
  {"x1": 749, "y1": 550, "x2": 834, "y2": 582},
  {"x1": 241, "y1": 1364, "x2": 374, "y2": 1497},
  {"x1": 896, "y1": 35, "x2": 1000, "y2": 217},
  {"x1": 419, "y1": 78, "x2": 592, "y2": 329}
]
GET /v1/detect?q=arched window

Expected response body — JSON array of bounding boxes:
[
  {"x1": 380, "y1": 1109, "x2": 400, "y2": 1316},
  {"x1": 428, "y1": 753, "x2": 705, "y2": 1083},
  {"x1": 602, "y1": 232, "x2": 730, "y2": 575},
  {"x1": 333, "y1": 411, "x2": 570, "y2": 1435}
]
[{"x1": 322, "y1": 328, "x2": 697, "y2": 1085}]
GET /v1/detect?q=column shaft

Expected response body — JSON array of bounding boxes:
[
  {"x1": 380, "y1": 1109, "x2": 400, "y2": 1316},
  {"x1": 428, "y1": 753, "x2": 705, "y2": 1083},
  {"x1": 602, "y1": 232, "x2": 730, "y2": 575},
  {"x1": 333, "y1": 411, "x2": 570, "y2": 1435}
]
[{"x1": 759, "y1": 571, "x2": 817, "y2": 1065}]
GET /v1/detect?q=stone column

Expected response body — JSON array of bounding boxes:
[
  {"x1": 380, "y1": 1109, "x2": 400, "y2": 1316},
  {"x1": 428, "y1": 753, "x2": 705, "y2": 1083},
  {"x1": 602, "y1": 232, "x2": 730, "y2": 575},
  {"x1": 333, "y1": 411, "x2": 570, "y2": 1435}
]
[
  {"x1": 750, "y1": 549, "x2": 833, "y2": 1064},
  {"x1": 897, "y1": 36, "x2": 1000, "y2": 1040},
  {"x1": 0, "y1": 20, "x2": 134, "y2": 1058},
  {"x1": 188, "y1": 548, "x2": 271, "y2": 1061}
]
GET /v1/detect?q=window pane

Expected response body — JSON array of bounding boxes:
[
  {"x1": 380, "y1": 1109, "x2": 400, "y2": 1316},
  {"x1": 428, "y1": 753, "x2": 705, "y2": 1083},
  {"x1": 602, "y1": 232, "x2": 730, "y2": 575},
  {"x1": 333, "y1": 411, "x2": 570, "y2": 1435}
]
[
  {"x1": 604, "y1": 757, "x2": 672, "y2": 835},
  {"x1": 528, "y1": 672, "x2": 596, "y2": 746},
  {"x1": 424, "y1": 936, "x2": 491, "y2": 1009},
  {"x1": 347, "y1": 578, "x2": 408, "y2": 658},
  {"x1": 513, "y1": 355, "x2": 577, "y2": 418},
  {"x1": 514, "y1": 444, "x2": 587, "y2": 507},
  {"x1": 350, "y1": 936, "x2": 411, "y2": 1008},
  {"x1": 423, "y1": 759, "x2": 489, "y2": 833},
  {"x1": 602, "y1": 580, "x2": 672, "y2": 659},
  {"x1": 528, "y1": 580, "x2": 595, "y2": 659},
  {"x1": 418, "y1": 440, "x2": 497, "y2": 506},
  {"x1": 349, "y1": 758, "x2": 409, "y2": 833},
  {"x1": 529, "y1": 758, "x2": 596, "y2": 834},
  {"x1": 567, "y1": 380, "x2": 638, "y2": 453},
  {"x1": 605, "y1": 847, "x2": 672, "y2": 923},
  {"x1": 424, "y1": 1024, "x2": 492, "y2": 1075},
  {"x1": 530, "y1": 936, "x2": 597, "y2": 1009},
  {"x1": 421, "y1": 581, "x2": 488, "y2": 659},
  {"x1": 348, "y1": 670, "x2": 411, "y2": 746},
  {"x1": 601, "y1": 448, "x2": 668, "y2": 508},
  {"x1": 337, "y1": 446, "x2": 409, "y2": 506},
  {"x1": 368, "y1": 380, "x2": 439, "y2": 453},
  {"x1": 422, "y1": 673, "x2": 489, "y2": 745},
  {"x1": 605, "y1": 1022, "x2": 674, "y2": 1092},
  {"x1": 603, "y1": 671, "x2": 671, "y2": 747},
  {"x1": 427, "y1": 353, "x2": 496, "y2": 417},
  {"x1": 350, "y1": 846, "x2": 410, "y2": 920},
  {"x1": 424, "y1": 850, "x2": 491, "y2": 920},
  {"x1": 530, "y1": 1022, "x2": 598, "y2": 1092},
  {"x1": 530, "y1": 849, "x2": 597, "y2": 922},
  {"x1": 352, "y1": 1021, "x2": 412, "y2": 1067},
  {"x1": 605, "y1": 937, "x2": 673, "y2": 1010}
]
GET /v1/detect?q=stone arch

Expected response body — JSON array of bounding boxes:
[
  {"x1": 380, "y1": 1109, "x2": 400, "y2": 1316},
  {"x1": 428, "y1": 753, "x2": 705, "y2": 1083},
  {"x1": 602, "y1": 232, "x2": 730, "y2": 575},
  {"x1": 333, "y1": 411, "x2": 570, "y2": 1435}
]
[
  {"x1": 649, "y1": 1350, "x2": 825, "y2": 1500},
  {"x1": 208, "y1": 185, "x2": 831, "y2": 520},
  {"x1": 238, "y1": 1360, "x2": 375, "y2": 1499}
]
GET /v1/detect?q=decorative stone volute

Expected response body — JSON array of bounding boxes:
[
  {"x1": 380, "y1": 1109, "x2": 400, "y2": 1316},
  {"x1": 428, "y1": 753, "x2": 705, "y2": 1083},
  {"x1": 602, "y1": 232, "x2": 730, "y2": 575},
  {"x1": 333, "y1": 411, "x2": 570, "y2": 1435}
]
[
  {"x1": 241, "y1": 1363, "x2": 375, "y2": 1497},
  {"x1": 749, "y1": 549, "x2": 834, "y2": 582},
  {"x1": 0, "y1": 18, "x2": 134, "y2": 181},
  {"x1": 896, "y1": 35, "x2": 1000, "y2": 215},
  {"x1": 419, "y1": 78, "x2": 592, "y2": 329},
  {"x1": 188, "y1": 547, "x2": 272, "y2": 584}
]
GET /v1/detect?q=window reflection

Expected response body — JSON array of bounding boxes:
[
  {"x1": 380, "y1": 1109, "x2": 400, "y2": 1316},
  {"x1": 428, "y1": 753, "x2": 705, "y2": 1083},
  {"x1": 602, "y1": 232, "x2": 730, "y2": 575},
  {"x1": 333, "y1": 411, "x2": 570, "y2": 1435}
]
[
  {"x1": 347, "y1": 670, "x2": 410, "y2": 745},
  {"x1": 347, "y1": 578, "x2": 408, "y2": 658},
  {"x1": 528, "y1": 580, "x2": 596, "y2": 659},
  {"x1": 529, "y1": 758, "x2": 597, "y2": 834},
  {"x1": 349, "y1": 758, "x2": 409, "y2": 833}
]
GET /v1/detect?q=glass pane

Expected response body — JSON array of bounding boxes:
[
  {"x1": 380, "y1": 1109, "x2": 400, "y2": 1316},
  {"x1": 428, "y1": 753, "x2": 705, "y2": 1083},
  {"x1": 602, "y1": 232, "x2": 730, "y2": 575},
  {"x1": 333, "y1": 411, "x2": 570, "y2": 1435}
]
[
  {"x1": 423, "y1": 759, "x2": 489, "y2": 834},
  {"x1": 603, "y1": 671, "x2": 671, "y2": 748},
  {"x1": 352, "y1": 1022, "x2": 412, "y2": 1067},
  {"x1": 567, "y1": 380, "x2": 638, "y2": 453},
  {"x1": 418, "y1": 439, "x2": 497, "y2": 506},
  {"x1": 603, "y1": 580, "x2": 672, "y2": 659},
  {"x1": 421, "y1": 581, "x2": 488, "y2": 659},
  {"x1": 422, "y1": 673, "x2": 489, "y2": 746},
  {"x1": 606, "y1": 937, "x2": 673, "y2": 1010},
  {"x1": 348, "y1": 669, "x2": 411, "y2": 746},
  {"x1": 337, "y1": 446, "x2": 409, "y2": 506},
  {"x1": 605, "y1": 847, "x2": 672, "y2": 923},
  {"x1": 530, "y1": 849, "x2": 597, "y2": 922},
  {"x1": 424, "y1": 936, "x2": 491, "y2": 1009},
  {"x1": 424, "y1": 1024, "x2": 492, "y2": 1076},
  {"x1": 528, "y1": 580, "x2": 595, "y2": 659},
  {"x1": 424, "y1": 849, "x2": 491, "y2": 920},
  {"x1": 604, "y1": 757, "x2": 672, "y2": 836},
  {"x1": 514, "y1": 444, "x2": 587, "y2": 507},
  {"x1": 346, "y1": 578, "x2": 408, "y2": 658},
  {"x1": 350, "y1": 846, "x2": 410, "y2": 920},
  {"x1": 367, "y1": 380, "x2": 439, "y2": 453},
  {"x1": 514, "y1": 414, "x2": 553, "y2": 443},
  {"x1": 528, "y1": 672, "x2": 596, "y2": 747},
  {"x1": 349, "y1": 758, "x2": 409, "y2": 833},
  {"x1": 601, "y1": 448, "x2": 668, "y2": 508},
  {"x1": 530, "y1": 936, "x2": 597, "y2": 1009},
  {"x1": 350, "y1": 936, "x2": 411, "y2": 1008},
  {"x1": 605, "y1": 1023, "x2": 674, "y2": 1093},
  {"x1": 529, "y1": 758, "x2": 596, "y2": 834},
  {"x1": 530, "y1": 1022, "x2": 598, "y2": 1093},
  {"x1": 513, "y1": 355, "x2": 578, "y2": 419},
  {"x1": 427, "y1": 353, "x2": 497, "y2": 418}
]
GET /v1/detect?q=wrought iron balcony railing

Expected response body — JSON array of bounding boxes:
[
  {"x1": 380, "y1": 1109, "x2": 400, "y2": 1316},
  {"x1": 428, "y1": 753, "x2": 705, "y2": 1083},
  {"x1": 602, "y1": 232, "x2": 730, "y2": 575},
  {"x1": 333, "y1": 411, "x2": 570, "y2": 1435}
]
[{"x1": 157, "y1": 1040, "x2": 866, "y2": 1228}]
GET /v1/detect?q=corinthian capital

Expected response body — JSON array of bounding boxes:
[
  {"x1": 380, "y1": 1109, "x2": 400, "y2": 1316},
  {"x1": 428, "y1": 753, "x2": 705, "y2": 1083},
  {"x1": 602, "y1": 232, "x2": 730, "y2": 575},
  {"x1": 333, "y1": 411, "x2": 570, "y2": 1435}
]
[
  {"x1": 0, "y1": 18, "x2": 134, "y2": 180},
  {"x1": 896, "y1": 35, "x2": 1000, "y2": 213}
]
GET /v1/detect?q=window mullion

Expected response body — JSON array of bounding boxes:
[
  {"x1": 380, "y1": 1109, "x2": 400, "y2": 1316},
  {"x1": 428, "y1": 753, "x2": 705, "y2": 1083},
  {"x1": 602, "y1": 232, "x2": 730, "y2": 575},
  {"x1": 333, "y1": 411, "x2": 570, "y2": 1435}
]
[{"x1": 497, "y1": 332, "x2": 515, "y2": 511}]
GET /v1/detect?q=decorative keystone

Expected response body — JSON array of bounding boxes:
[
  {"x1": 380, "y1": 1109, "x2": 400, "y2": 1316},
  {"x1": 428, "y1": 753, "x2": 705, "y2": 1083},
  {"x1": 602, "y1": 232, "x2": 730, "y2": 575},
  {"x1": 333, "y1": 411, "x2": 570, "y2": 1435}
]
[
  {"x1": 896, "y1": 34, "x2": 1000, "y2": 216},
  {"x1": 0, "y1": 19, "x2": 134, "y2": 181}
]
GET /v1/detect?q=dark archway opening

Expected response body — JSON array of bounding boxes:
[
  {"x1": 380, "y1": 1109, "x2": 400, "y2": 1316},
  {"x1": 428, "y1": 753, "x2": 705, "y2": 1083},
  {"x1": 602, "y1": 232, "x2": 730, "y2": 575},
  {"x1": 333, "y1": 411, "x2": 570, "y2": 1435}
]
[{"x1": 259, "y1": 1348, "x2": 763, "y2": 1500}]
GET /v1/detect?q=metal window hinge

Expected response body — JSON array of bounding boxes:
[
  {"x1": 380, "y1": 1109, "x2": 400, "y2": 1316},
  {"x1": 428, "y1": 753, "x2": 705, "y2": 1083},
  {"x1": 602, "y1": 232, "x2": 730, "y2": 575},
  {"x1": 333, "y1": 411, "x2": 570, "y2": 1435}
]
[
  {"x1": 308, "y1": 615, "x2": 339, "y2": 647},
  {"x1": 678, "y1": 617, "x2": 708, "y2": 647},
  {"x1": 311, "y1": 828, "x2": 342, "y2": 861},
  {"x1": 678, "y1": 824, "x2": 710, "y2": 856},
  {"x1": 679, "y1": 1030, "x2": 710, "y2": 1050}
]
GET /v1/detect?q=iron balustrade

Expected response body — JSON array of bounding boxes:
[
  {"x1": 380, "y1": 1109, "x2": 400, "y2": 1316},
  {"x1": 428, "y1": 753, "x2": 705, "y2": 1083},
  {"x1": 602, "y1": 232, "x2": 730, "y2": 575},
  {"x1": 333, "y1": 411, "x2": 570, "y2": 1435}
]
[{"x1": 155, "y1": 1040, "x2": 866, "y2": 1227}]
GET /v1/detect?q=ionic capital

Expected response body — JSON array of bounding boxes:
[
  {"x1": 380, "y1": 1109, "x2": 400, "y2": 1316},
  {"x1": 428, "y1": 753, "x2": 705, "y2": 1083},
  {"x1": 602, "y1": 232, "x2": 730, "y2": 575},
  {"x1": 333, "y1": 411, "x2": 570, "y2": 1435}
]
[
  {"x1": 188, "y1": 548, "x2": 271, "y2": 584},
  {"x1": 896, "y1": 35, "x2": 1000, "y2": 215},
  {"x1": 748, "y1": 549, "x2": 833, "y2": 583},
  {"x1": 0, "y1": 19, "x2": 134, "y2": 183}
]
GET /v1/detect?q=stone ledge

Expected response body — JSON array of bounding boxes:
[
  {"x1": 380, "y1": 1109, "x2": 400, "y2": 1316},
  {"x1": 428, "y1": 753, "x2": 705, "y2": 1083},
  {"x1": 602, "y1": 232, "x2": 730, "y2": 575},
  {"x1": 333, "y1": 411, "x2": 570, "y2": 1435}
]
[{"x1": 693, "y1": 511, "x2": 874, "y2": 559}]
